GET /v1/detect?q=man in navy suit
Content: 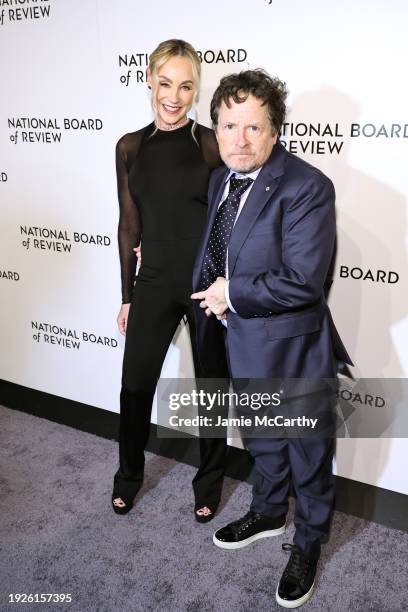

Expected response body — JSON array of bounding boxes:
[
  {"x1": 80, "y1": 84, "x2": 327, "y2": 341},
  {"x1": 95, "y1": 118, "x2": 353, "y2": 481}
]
[{"x1": 191, "y1": 70, "x2": 352, "y2": 608}]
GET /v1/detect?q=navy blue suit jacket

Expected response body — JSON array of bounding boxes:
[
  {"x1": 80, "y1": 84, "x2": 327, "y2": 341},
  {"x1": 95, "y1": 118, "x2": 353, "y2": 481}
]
[{"x1": 192, "y1": 141, "x2": 352, "y2": 381}]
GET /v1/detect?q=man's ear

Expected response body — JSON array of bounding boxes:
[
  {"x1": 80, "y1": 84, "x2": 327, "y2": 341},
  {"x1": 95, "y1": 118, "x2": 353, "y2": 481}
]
[{"x1": 270, "y1": 126, "x2": 278, "y2": 145}]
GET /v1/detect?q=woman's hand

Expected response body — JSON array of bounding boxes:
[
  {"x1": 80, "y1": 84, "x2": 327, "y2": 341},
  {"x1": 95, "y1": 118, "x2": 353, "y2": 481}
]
[
  {"x1": 133, "y1": 245, "x2": 142, "y2": 264},
  {"x1": 117, "y1": 303, "x2": 131, "y2": 336}
]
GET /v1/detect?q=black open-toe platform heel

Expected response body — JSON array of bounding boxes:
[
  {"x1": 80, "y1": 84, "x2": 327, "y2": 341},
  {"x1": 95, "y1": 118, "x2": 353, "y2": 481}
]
[
  {"x1": 111, "y1": 493, "x2": 133, "y2": 515},
  {"x1": 194, "y1": 503, "x2": 218, "y2": 523}
]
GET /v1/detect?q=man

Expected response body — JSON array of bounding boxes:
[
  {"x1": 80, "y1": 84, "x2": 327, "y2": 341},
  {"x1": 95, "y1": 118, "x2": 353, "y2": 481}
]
[{"x1": 191, "y1": 70, "x2": 352, "y2": 608}]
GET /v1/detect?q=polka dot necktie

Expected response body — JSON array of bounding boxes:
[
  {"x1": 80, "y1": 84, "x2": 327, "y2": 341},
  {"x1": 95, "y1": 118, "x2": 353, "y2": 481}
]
[{"x1": 200, "y1": 175, "x2": 253, "y2": 290}]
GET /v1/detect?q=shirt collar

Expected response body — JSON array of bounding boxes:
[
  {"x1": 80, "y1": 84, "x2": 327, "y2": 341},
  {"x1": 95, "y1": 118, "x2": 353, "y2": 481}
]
[{"x1": 224, "y1": 166, "x2": 263, "y2": 184}]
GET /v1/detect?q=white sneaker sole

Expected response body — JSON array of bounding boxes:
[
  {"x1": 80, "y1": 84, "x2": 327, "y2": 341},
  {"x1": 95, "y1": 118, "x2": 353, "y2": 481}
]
[
  {"x1": 212, "y1": 523, "x2": 286, "y2": 550},
  {"x1": 275, "y1": 582, "x2": 314, "y2": 608}
]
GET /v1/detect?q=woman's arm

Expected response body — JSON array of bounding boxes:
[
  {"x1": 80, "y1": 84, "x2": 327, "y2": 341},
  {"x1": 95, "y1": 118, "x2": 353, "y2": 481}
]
[
  {"x1": 116, "y1": 134, "x2": 142, "y2": 333},
  {"x1": 197, "y1": 124, "x2": 222, "y2": 171}
]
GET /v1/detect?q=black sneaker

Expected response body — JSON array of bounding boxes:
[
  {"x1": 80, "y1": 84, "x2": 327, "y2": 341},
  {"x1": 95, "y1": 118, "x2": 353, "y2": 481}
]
[
  {"x1": 276, "y1": 543, "x2": 318, "y2": 608},
  {"x1": 213, "y1": 510, "x2": 286, "y2": 550}
]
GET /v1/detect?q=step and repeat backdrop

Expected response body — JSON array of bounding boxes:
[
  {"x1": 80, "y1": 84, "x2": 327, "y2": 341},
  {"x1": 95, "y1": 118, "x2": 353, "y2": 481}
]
[{"x1": 1, "y1": 0, "x2": 407, "y2": 495}]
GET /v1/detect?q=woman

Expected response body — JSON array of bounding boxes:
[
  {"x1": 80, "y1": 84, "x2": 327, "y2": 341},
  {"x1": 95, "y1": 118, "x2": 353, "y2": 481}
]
[{"x1": 112, "y1": 39, "x2": 228, "y2": 521}]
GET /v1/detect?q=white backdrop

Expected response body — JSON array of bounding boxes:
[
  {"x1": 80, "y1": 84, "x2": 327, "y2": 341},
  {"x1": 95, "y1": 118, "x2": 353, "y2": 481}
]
[{"x1": 1, "y1": 0, "x2": 407, "y2": 494}]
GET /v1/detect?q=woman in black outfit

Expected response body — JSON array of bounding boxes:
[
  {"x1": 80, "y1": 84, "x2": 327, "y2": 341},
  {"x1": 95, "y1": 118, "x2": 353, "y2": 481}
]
[{"x1": 112, "y1": 39, "x2": 228, "y2": 520}]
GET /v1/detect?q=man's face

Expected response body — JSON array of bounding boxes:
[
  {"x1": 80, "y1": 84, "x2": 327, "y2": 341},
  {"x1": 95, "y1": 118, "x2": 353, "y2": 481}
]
[{"x1": 215, "y1": 93, "x2": 277, "y2": 173}]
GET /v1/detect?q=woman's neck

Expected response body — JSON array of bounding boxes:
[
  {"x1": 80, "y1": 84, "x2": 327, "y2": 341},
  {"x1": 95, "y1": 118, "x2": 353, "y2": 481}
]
[{"x1": 154, "y1": 116, "x2": 190, "y2": 131}]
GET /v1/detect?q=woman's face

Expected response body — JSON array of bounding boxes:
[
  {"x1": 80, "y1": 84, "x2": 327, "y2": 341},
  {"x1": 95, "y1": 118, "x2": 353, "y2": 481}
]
[{"x1": 149, "y1": 55, "x2": 196, "y2": 127}]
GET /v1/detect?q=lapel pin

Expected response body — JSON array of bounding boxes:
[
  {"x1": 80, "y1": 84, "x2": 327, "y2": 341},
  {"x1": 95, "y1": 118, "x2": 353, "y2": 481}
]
[{"x1": 265, "y1": 186, "x2": 270, "y2": 191}]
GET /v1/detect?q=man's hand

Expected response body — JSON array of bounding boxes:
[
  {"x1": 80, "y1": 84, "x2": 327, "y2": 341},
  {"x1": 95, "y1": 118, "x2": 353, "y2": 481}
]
[{"x1": 191, "y1": 277, "x2": 228, "y2": 318}]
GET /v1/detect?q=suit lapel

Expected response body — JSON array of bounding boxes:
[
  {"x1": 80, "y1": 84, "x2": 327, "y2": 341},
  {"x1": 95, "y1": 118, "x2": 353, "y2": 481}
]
[
  {"x1": 227, "y1": 142, "x2": 287, "y2": 277},
  {"x1": 192, "y1": 166, "x2": 228, "y2": 290},
  {"x1": 208, "y1": 168, "x2": 226, "y2": 211}
]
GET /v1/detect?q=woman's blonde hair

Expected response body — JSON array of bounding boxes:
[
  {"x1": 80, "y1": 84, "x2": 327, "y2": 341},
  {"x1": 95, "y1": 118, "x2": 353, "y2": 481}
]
[{"x1": 148, "y1": 39, "x2": 201, "y2": 140}]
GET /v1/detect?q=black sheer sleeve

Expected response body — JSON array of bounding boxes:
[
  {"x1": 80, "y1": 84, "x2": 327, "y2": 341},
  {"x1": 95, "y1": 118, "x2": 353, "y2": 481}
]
[
  {"x1": 116, "y1": 132, "x2": 143, "y2": 303},
  {"x1": 197, "y1": 124, "x2": 222, "y2": 170}
]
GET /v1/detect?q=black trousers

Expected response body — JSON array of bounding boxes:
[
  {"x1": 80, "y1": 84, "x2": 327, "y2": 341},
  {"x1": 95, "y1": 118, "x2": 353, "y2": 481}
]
[{"x1": 113, "y1": 278, "x2": 228, "y2": 508}]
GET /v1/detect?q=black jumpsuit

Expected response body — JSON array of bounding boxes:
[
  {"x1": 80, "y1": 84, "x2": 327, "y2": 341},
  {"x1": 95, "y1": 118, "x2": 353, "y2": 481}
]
[{"x1": 113, "y1": 120, "x2": 228, "y2": 508}]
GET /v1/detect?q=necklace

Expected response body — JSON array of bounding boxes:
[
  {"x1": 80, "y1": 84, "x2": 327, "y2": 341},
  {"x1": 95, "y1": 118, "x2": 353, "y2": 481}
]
[{"x1": 155, "y1": 116, "x2": 190, "y2": 131}]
